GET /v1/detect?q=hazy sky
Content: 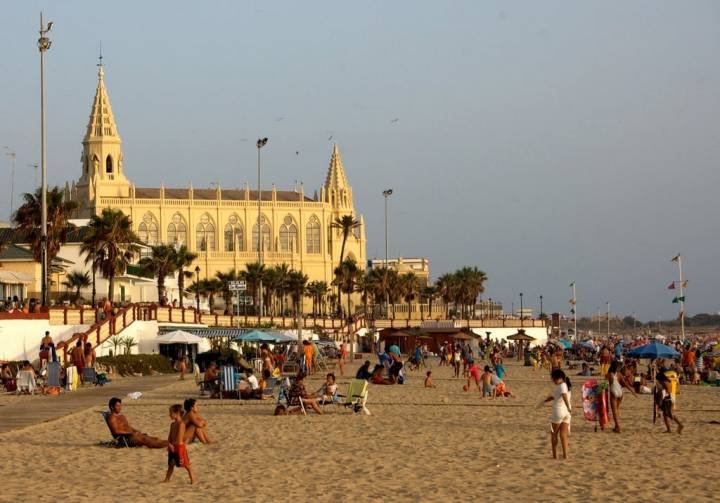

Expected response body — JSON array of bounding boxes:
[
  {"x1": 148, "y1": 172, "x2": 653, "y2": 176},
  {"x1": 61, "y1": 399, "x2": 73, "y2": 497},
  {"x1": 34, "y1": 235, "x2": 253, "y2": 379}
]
[{"x1": 2, "y1": 1, "x2": 719, "y2": 321}]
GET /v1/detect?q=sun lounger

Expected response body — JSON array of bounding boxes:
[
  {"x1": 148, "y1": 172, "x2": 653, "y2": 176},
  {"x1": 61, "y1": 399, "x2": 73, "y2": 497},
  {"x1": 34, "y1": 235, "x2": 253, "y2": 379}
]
[
  {"x1": 342, "y1": 379, "x2": 370, "y2": 415},
  {"x1": 16, "y1": 370, "x2": 37, "y2": 395},
  {"x1": 220, "y1": 365, "x2": 238, "y2": 399},
  {"x1": 98, "y1": 411, "x2": 136, "y2": 448}
]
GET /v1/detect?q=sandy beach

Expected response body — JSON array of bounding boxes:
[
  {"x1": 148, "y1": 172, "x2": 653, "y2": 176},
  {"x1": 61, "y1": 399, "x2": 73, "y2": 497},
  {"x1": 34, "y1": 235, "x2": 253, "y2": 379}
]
[{"x1": 1, "y1": 359, "x2": 718, "y2": 502}]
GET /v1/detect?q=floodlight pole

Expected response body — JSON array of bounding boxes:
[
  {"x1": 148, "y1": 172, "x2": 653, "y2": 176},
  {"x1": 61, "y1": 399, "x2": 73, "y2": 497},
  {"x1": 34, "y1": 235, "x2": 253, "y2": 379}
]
[{"x1": 38, "y1": 13, "x2": 53, "y2": 306}]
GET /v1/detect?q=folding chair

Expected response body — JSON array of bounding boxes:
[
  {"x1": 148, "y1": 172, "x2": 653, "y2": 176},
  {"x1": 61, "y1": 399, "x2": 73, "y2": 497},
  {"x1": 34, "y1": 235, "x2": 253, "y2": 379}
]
[
  {"x1": 46, "y1": 362, "x2": 61, "y2": 388},
  {"x1": 98, "y1": 411, "x2": 136, "y2": 448},
  {"x1": 220, "y1": 365, "x2": 238, "y2": 399},
  {"x1": 342, "y1": 379, "x2": 371, "y2": 415}
]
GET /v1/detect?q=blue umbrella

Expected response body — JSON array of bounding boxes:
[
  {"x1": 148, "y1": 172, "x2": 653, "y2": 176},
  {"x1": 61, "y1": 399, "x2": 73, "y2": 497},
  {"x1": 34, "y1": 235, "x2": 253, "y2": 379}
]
[
  {"x1": 626, "y1": 341, "x2": 680, "y2": 359},
  {"x1": 578, "y1": 341, "x2": 595, "y2": 350},
  {"x1": 558, "y1": 339, "x2": 573, "y2": 349},
  {"x1": 236, "y1": 330, "x2": 278, "y2": 343}
]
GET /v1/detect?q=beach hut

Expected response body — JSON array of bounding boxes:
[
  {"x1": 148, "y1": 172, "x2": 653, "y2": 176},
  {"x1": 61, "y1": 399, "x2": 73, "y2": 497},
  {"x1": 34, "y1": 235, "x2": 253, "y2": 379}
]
[{"x1": 507, "y1": 329, "x2": 535, "y2": 361}]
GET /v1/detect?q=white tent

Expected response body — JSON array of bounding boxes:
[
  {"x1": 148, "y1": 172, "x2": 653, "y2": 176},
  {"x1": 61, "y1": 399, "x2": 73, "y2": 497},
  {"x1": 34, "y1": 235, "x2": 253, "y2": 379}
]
[{"x1": 156, "y1": 330, "x2": 204, "y2": 344}]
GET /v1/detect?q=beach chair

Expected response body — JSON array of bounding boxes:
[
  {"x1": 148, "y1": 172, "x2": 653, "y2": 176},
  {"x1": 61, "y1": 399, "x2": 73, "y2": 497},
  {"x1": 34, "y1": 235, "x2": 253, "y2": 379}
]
[
  {"x1": 46, "y1": 362, "x2": 61, "y2": 387},
  {"x1": 16, "y1": 370, "x2": 37, "y2": 395},
  {"x1": 220, "y1": 365, "x2": 238, "y2": 399},
  {"x1": 262, "y1": 377, "x2": 278, "y2": 400},
  {"x1": 342, "y1": 379, "x2": 370, "y2": 415},
  {"x1": 83, "y1": 367, "x2": 97, "y2": 385},
  {"x1": 98, "y1": 411, "x2": 136, "y2": 448}
]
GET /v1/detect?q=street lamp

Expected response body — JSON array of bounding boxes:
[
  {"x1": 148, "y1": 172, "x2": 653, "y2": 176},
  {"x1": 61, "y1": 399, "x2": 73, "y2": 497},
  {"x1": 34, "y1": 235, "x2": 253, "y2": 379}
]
[
  {"x1": 382, "y1": 188, "x2": 393, "y2": 316},
  {"x1": 3, "y1": 147, "x2": 16, "y2": 218},
  {"x1": 195, "y1": 266, "x2": 201, "y2": 312},
  {"x1": 38, "y1": 13, "x2": 53, "y2": 306},
  {"x1": 539, "y1": 294, "x2": 543, "y2": 319},
  {"x1": 519, "y1": 292, "x2": 524, "y2": 327},
  {"x1": 606, "y1": 301, "x2": 610, "y2": 337},
  {"x1": 257, "y1": 137, "x2": 268, "y2": 316}
]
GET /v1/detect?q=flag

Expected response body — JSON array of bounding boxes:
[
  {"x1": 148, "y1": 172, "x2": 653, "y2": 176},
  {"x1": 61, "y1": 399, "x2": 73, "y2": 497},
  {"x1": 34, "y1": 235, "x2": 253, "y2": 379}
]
[
  {"x1": 667, "y1": 282, "x2": 675, "y2": 290},
  {"x1": 672, "y1": 296, "x2": 686, "y2": 304},
  {"x1": 570, "y1": 308, "x2": 575, "y2": 314},
  {"x1": 678, "y1": 310, "x2": 685, "y2": 320},
  {"x1": 568, "y1": 298, "x2": 576, "y2": 305},
  {"x1": 681, "y1": 280, "x2": 688, "y2": 288},
  {"x1": 569, "y1": 281, "x2": 575, "y2": 287},
  {"x1": 671, "y1": 254, "x2": 680, "y2": 262}
]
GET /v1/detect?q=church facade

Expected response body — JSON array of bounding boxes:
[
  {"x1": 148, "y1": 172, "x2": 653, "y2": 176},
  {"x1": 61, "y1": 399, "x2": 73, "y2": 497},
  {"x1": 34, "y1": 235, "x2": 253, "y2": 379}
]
[{"x1": 67, "y1": 67, "x2": 366, "y2": 300}]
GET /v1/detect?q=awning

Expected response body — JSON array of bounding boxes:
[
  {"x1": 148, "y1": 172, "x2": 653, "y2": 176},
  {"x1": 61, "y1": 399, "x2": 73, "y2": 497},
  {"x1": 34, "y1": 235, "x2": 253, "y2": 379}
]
[
  {"x1": 0, "y1": 270, "x2": 34, "y2": 284},
  {"x1": 194, "y1": 328, "x2": 247, "y2": 338}
]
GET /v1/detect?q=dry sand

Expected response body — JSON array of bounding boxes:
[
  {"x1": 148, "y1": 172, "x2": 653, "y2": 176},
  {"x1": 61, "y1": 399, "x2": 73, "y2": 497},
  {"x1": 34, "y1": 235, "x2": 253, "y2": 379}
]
[{"x1": 1, "y1": 359, "x2": 718, "y2": 502}]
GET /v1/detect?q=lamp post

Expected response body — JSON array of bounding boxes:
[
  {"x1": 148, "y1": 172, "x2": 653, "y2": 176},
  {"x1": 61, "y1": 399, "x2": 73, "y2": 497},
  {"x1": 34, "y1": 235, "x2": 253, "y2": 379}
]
[
  {"x1": 195, "y1": 266, "x2": 201, "y2": 312},
  {"x1": 382, "y1": 188, "x2": 393, "y2": 316},
  {"x1": 519, "y1": 292, "x2": 523, "y2": 327},
  {"x1": 3, "y1": 147, "x2": 16, "y2": 218},
  {"x1": 539, "y1": 294, "x2": 543, "y2": 319},
  {"x1": 606, "y1": 301, "x2": 610, "y2": 338},
  {"x1": 257, "y1": 137, "x2": 268, "y2": 316},
  {"x1": 38, "y1": 13, "x2": 53, "y2": 306}
]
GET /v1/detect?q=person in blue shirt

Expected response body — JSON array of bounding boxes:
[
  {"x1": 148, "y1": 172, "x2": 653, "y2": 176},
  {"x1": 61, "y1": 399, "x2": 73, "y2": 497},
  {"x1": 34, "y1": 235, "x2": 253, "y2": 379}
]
[
  {"x1": 614, "y1": 341, "x2": 623, "y2": 362},
  {"x1": 494, "y1": 358, "x2": 506, "y2": 380}
]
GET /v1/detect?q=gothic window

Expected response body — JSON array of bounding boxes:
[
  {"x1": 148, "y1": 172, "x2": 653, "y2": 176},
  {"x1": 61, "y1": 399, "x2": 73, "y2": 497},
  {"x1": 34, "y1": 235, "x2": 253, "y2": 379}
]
[
  {"x1": 83, "y1": 156, "x2": 89, "y2": 175},
  {"x1": 167, "y1": 213, "x2": 187, "y2": 245},
  {"x1": 306, "y1": 215, "x2": 321, "y2": 254},
  {"x1": 195, "y1": 213, "x2": 216, "y2": 252},
  {"x1": 138, "y1": 212, "x2": 159, "y2": 245},
  {"x1": 105, "y1": 155, "x2": 113, "y2": 173},
  {"x1": 252, "y1": 215, "x2": 271, "y2": 252},
  {"x1": 279, "y1": 215, "x2": 298, "y2": 252},
  {"x1": 224, "y1": 214, "x2": 245, "y2": 252}
]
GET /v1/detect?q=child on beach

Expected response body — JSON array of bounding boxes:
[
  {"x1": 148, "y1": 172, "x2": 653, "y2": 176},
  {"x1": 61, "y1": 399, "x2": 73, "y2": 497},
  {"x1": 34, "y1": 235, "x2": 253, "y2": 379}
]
[
  {"x1": 466, "y1": 360, "x2": 481, "y2": 391},
  {"x1": 543, "y1": 369, "x2": 571, "y2": 459},
  {"x1": 165, "y1": 404, "x2": 196, "y2": 484},
  {"x1": 424, "y1": 371, "x2": 436, "y2": 388},
  {"x1": 656, "y1": 373, "x2": 684, "y2": 434}
]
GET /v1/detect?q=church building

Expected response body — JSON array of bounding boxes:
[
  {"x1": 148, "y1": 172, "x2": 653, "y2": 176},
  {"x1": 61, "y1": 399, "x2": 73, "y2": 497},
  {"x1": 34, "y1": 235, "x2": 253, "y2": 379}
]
[{"x1": 66, "y1": 66, "x2": 366, "y2": 301}]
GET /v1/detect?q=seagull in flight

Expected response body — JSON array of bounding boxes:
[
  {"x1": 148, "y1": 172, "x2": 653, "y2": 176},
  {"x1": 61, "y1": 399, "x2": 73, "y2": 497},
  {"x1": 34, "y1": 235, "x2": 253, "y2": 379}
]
[{"x1": 390, "y1": 118, "x2": 399, "y2": 123}]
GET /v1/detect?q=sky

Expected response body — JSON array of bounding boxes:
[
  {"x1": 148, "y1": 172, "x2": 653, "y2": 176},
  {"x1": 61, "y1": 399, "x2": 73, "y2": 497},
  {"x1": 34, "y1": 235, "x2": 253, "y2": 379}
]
[{"x1": 1, "y1": 1, "x2": 719, "y2": 321}]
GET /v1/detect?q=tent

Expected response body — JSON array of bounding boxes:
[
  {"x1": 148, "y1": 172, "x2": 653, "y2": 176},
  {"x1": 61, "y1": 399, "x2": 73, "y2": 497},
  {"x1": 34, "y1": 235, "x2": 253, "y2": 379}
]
[{"x1": 236, "y1": 330, "x2": 281, "y2": 343}]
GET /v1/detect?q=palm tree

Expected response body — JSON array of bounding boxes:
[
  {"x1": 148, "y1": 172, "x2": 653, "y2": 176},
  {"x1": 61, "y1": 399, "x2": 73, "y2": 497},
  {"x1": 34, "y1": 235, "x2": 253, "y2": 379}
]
[
  {"x1": 399, "y1": 272, "x2": 420, "y2": 320},
  {"x1": 271, "y1": 263, "x2": 292, "y2": 315},
  {"x1": 138, "y1": 244, "x2": 177, "y2": 304},
  {"x1": 61, "y1": 270, "x2": 90, "y2": 301},
  {"x1": 287, "y1": 270, "x2": 309, "y2": 315},
  {"x1": 421, "y1": 285, "x2": 438, "y2": 320},
  {"x1": 354, "y1": 272, "x2": 373, "y2": 318},
  {"x1": 244, "y1": 262, "x2": 265, "y2": 315},
  {"x1": 171, "y1": 245, "x2": 197, "y2": 308},
  {"x1": 436, "y1": 273, "x2": 457, "y2": 318},
  {"x1": 80, "y1": 208, "x2": 139, "y2": 303},
  {"x1": 13, "y1": 186, "x2": 78, "y2": 291},
  {"x1": 330, "y1": 214, "x2": 360, "y2": 312},
  {"x1": 215, "y1": 269, "x2": 241, "y2": 314},
  {"x1": 368, "y1": 266, "x2": 398, "y2": 318},
  {"x1": 189, "y1": 278, "x2": 222, "y2": 313},
  {"x1": 334, "y1": 257, "x2": 360, "y2": 319}
]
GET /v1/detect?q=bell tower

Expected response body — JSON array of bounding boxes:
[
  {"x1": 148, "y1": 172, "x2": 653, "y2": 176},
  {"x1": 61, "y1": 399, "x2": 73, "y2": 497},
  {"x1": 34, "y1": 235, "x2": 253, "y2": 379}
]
[{"x1": 75, "y1": 63, "x2": 130, "y2": 216}]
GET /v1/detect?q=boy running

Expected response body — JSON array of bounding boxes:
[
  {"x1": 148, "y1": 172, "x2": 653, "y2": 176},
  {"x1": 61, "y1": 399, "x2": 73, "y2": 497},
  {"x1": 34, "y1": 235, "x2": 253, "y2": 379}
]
[{"x1": 165, "y1": 404, "x2": 196, "y2": 484}]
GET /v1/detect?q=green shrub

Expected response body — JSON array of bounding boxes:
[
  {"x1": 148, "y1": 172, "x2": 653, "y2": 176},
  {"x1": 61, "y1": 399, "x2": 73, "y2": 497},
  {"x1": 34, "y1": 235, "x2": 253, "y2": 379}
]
[{"x1": 97, "y1": 354, "x2": 175, "y2": 377}]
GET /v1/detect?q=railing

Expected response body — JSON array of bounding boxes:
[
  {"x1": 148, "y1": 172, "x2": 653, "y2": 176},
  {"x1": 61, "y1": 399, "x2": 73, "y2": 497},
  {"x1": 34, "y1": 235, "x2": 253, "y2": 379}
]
[
  {"x1": 373, "y1": 318, "x2": 546, "y2": 329},
  {"x1": 56, "y1": 304, "x2": 139, "y2": 365}
]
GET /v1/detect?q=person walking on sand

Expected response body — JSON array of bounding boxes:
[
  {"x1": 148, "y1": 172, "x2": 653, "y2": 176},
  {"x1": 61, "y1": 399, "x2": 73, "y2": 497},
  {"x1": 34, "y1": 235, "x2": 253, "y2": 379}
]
[
  {"x1": 607, "y1": 360, "x2": 635, "y2": 433},
  {"x1": 452, "y1": 345, "x2": 461, "y2": 378},
  {"x1": 178, "y1": 356, "x2": 187, "y2": 380},
  {"x1": 543, "y1": 369, "x2": 571, "y2": 459},
  {"x1": 656, "y1": 372, "x2": 684, "y2": 434},
  {"x1": 165, "y1": 404, "x2": 196, "y2": 484}
]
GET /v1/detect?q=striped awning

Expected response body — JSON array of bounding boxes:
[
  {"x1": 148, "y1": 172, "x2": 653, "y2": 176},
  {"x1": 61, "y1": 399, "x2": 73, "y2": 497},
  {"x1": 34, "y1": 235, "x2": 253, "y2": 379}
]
[{"x1": 193, "y1": 328, "x2": 247, "y2": 338}]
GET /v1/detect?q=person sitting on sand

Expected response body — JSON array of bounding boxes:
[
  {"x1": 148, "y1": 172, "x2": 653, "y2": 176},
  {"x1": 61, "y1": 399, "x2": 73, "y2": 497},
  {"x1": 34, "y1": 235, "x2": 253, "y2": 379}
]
[
  {"x1": 106, "y1": 397, "x2": 167, "y2": 448},
  {"x1": 371, "y1": 364, "x2": 395, "y2": 385},
  {"x1": 356, "y1": 360, "x2": 372, "y2": 380},
  {"x1": 239, "y1": 368, "x2": 261, "y2": 399},
  {"x1": 577, "y1": 362, "x2": 592, "y2": 377},
  {"x1": 182, "y1": 398, "x2": 213, "y2": 444},
  {"x1": 424, "y1": 371, "x2": 436, "y2": 388},
  {"x1": 316, "y1": 373, "x2": 338, "y2": 402},
  {"x1": 288, "y1": 373, "x2": 323, "y2": 414}
]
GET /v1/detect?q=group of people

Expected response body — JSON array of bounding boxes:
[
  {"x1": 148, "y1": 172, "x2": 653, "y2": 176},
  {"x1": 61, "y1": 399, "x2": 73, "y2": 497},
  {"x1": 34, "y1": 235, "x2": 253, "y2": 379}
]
[{"x1": 106, "y1": 396, "x2": 213, "y2": 484}]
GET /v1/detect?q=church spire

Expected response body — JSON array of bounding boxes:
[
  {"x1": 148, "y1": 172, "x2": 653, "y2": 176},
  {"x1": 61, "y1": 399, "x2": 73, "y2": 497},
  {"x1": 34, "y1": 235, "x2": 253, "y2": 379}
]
[
  {"x1": 84, "y1": 63, "x2": 120, "y2": 142},
  {"x1": 324, "y1": 143, "x2": 349, "y2": 191}
]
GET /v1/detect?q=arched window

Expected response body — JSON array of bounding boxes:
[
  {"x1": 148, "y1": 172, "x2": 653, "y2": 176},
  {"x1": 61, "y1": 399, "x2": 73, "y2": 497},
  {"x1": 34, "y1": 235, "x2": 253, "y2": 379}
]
[
  {"x1": 279, "y1": 215, "x2": 298, "y2": 252},
  {"x1": 252, "y1": 215, "x2": 271, "y2": 252},
  {"x1": 224, "y1": 214, "x2": 245, "y2": 252},
  {"x1": 105, "y1": 155, "x2": 113, "y2": 173},
  {"x1": 138, "y1": 212, "x2": 159, "y2": 245},
  {"x1": 306, "y1": 215, "x2": 321, "y2": 254},
  {"x1": 167, "y1": 213, "x2": 187, "y2": 245},
  {"x1": 195, "y1": 213, "x2": 216, "y2": 252}
]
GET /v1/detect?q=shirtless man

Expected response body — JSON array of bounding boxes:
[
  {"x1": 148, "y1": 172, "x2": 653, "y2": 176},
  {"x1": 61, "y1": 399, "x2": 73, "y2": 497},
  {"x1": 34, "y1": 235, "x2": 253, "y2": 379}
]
[
  {"x1": 480, "y1": 365, "x2": 494, "y2": 398},
  {"x1": 182, "y1": 398, "x2": 213, "y2": 444},
  {"x1": 106, "y1": 397, "x2": 167, "y2": 448},
  {"x1": 72, "y1": 341, "x2": 85, "y2": 383},
  {"x1": 203, "y1": 362, "x2": 220, "y2": 397},
  {"x1": 39, "y1": 331, "x2": 53, "y2": 366}
]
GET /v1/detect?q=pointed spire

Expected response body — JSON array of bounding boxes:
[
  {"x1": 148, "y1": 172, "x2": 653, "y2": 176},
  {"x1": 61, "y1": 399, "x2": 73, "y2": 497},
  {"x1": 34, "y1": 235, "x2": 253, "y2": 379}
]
[
  {"x1": 84, "y1": 64, "x2": 121, "y2": 142},
  {"x1": 324, "y1": 143, "x2": 349, "y2": 191}
]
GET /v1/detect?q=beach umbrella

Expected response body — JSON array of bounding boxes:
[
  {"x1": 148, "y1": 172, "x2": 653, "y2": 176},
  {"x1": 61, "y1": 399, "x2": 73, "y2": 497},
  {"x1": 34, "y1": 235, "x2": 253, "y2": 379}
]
[
  {"x1": 236, "y1": 330, "x2": 278, "y2": 343},
  {"x1": 506, "y1": 330, "x2": 535, "y2": 342},
  {"x1": 557, "y1": 339, "x2": 573, "y2": 350},
  {"x1": 626, "y1": 341, "x2": 680, "y2": 359},
  {"x1": 578, "y1": 341, "x2": 595, "y2": 350},
  {"x1": 452, "y1": 333, "x2": 472, "y2": 340},
  {"x1": 156, "y1": 330, "x2": 204, "y2": 344}
]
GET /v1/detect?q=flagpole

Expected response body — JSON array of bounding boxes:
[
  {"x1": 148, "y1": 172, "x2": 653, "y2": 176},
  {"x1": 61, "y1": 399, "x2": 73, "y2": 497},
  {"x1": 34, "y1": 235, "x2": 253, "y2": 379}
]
[
  {"x1": 573, "y1": 282, "x2": 577, "y2": 341},
  {"x1": 678, "y1": 255, "x2": 685, "y2": 341}
]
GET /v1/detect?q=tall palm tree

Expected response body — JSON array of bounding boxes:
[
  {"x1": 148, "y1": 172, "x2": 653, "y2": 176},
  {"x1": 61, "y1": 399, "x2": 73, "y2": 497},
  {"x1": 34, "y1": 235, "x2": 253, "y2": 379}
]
[
  {"x1": 334, "y1": 257, "x2": 360, "y2": 319},
  {"x1": 215, "y1": 269, "x2": 241, "y2": 315},
  {"x1": 171, "y1": 245, "x2": 197, "y2": 308},
  {"x1": 422, "y1": 285, "x2": 438, "y2": 320},
  {"x1": 330, "y1": 214, "x2": 360, "y2": 313},
  {"x1": 272, "y1": 263, "x2": 292, "y2": 315},
  {"x1": 354, "y1": 271, "x2": 374, "y2": 318},
  {"x1": 436, "y1": 273, "x2": 457, "y2": 318},
  {"x1": 287, "y1": 270, "x2": 309, "y2": 315},
  {"x1": 61, "y1": 270, "x2": 90, "y2": 301},
  {"x1": 80, "y1": 208, "x2": 139, "y2": 303},
  {"x1": 13, "y1": 187, "x2": 78, "y2": 291},
  {"x1": 244, "y1": 262, "x2": 265, "y2": 315},
  {"x1": 189, "y1": 278, "x2": 222, "y2": 313},
  {"x1": 138, "y1": 244, "x2": 177, "y2": 304},
  {"x1": 399, "y1": 272, "x2": 420, "y2": 320}
]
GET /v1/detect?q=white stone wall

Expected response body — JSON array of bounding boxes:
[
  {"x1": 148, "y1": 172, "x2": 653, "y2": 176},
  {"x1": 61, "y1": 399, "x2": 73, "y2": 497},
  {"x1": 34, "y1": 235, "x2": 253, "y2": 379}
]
[{"x1": 0, "y1": 319, "x2": 90, "y2": 362}]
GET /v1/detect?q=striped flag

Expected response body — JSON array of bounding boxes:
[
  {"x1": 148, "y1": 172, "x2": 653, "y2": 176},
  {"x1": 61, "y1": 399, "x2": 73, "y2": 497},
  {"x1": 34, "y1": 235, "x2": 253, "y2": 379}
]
[
  {"x1": 681, "y1": 280, "x2": 688, "y2": 288},
  {"x1": 667, "y1": 282, "x2": 675, "y2": 290},
  {"x1": 671, "y1": 254, "x2": 680, "y2": 262}
]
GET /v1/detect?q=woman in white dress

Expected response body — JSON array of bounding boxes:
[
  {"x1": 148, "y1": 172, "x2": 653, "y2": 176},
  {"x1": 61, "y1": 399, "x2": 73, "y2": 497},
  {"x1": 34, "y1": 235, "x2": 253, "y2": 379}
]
[{"x1": 544, "y1": 369, "x2": 571, "y2": 459}]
